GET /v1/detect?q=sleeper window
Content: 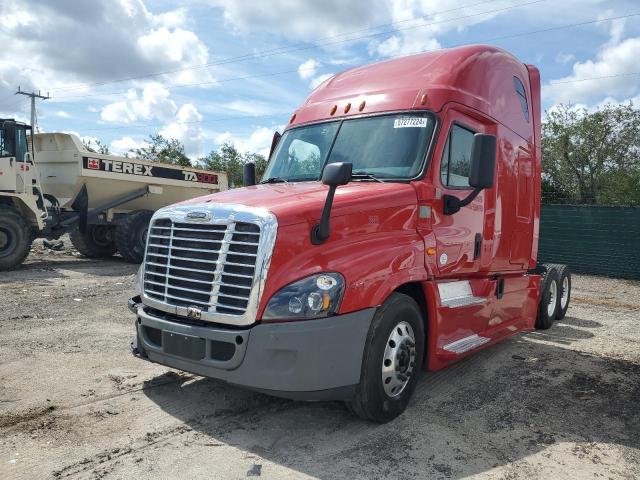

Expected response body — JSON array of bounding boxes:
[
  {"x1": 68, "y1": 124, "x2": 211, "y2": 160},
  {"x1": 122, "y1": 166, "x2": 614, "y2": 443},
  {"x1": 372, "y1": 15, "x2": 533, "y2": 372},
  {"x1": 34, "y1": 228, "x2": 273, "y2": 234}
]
[
  {"x1": 440, "y1": 124, "x2": 475, "y2": 188},
  {"x1": 513, "y1": 76, "x2": 529, "y2": 122}
]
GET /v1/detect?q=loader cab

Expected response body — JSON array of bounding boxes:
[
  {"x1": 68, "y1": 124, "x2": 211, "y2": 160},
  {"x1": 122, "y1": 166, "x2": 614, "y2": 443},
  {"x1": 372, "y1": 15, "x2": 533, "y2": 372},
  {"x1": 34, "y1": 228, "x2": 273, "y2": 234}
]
[
  {"x1": 0, "y1": 120, "x2": 30, "y2": 162},
  {"x1": 0, "y1": 120, "x2": 34, "y2": 192}
]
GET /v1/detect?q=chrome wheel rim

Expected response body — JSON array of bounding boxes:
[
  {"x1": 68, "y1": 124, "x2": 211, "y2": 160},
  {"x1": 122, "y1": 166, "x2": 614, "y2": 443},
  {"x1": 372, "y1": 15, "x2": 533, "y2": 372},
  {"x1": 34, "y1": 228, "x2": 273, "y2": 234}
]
[
  {"x1": 381, "y1": 321, "x2": 416, "y2": 397},
  {"x1": 560, "y1": 276, "x2": 569, "y2": 310},
  {"x1": 547, "y1": 279, "x2": 558, "y2": 317}
]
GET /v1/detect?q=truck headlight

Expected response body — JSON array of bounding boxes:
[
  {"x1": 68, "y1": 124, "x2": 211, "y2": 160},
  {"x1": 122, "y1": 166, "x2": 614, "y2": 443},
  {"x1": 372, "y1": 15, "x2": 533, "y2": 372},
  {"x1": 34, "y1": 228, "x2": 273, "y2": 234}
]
[
  {"x1": 134, "y1": 265, "x2": 144, "y2": 295},
  {"x1": 263, "y1": 273, "x2": 345, "y2": 320}
]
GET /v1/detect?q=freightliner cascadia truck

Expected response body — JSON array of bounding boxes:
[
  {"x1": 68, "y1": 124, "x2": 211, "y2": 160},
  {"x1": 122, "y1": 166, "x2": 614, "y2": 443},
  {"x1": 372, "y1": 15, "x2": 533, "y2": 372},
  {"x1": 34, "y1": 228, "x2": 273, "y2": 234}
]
[{"x1": 129, "y1": 45, "x2": 571, "y2": 423}]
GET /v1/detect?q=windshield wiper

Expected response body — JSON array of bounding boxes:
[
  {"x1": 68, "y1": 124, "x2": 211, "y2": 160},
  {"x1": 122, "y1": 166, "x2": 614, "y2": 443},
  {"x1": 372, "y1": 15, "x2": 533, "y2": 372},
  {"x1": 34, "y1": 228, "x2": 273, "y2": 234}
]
[
  {"x1": 351, "y1": 172, "x2": 384, "y2": 183},
  {"x1": 260, "y1": 177, "x2": 289, "y2": 184}
]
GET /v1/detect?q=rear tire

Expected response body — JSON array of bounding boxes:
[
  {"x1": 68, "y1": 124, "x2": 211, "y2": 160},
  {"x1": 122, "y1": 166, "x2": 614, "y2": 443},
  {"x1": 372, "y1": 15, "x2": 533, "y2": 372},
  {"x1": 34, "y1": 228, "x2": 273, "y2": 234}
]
[
  {"x1": 555, "y1": 264, "x2": 571, "y2": 320},
  {"x1": 70, "y1": 225, "x2": 116, "y2": 258},
  {"x1": 347, "y1": 293, "x2": 425, "y2": 423},
  {"x1": 115, "y1": 210, "x2": 153, "y2": 264},
  {"x1": 0, "y1": 204, "x2": 33, "y2": 271},
  {"x1": 536, "y1": 265, "x2": 560, "y2": 330}
]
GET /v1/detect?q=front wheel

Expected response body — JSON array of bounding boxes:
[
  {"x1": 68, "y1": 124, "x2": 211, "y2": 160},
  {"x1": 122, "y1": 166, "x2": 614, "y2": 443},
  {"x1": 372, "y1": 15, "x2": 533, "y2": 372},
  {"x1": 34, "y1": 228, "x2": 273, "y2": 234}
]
[
  {"x1": 347, "y1": 293, "x2": 425, "y2": 423},
  {"x1": 0, "y1": 204, "x2": 33, "y2": 271},
  {"x1": 115, "y1": 210, "x2": 153, "y2": 264}
]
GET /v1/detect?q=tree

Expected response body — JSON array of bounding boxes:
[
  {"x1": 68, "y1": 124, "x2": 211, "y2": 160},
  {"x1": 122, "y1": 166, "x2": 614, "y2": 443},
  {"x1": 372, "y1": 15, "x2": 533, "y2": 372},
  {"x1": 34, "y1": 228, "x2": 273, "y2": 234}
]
[
  {"x1": 542, "y1": 103, "x2": 640, "y2": 205},
  {"x1": 130, "y1": 134, "x2": 191, "y2": 167},
  {"x1": 82, "y1": 138, "x2": 110, "y2": 155},
  {"x1": 200, "y1": 143, "x2": 268, "y2": 188}
]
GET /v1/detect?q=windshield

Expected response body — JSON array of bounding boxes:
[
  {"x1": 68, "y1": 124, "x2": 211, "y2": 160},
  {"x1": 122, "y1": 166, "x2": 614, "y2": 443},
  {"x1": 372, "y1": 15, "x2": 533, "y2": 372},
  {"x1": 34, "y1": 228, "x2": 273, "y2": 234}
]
[{"x1": 262, "y1": 112, "x2": 435, "y2": 182}]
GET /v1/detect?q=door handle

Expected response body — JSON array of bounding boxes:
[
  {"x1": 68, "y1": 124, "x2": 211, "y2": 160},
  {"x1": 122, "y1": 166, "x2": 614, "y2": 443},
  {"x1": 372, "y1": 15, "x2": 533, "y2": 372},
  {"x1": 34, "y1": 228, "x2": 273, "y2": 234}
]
[{"x1": 474, "y1": 233, "x2": 482, "y2": 259}]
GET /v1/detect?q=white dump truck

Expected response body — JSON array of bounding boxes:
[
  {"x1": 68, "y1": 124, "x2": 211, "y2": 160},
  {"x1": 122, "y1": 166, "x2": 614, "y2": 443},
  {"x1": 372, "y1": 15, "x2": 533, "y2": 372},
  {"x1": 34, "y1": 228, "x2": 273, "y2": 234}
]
[{"x1": 0, "y1": 119, "x2": 228, "y2": 270}]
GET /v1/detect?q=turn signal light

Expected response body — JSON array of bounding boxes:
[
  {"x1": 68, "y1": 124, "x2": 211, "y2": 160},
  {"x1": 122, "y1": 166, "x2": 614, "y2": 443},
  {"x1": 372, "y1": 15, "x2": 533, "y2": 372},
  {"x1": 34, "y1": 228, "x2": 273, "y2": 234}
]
[{"x1": 426, "y1": 247, "x2": 437, "y2": 256}]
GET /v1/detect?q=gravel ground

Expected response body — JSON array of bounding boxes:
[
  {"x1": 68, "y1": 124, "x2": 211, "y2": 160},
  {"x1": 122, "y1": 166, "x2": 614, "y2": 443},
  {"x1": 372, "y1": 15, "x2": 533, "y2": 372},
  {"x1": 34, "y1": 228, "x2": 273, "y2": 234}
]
[{"x1": 1, "y1": 241, "x2": 639, "y2": 479}]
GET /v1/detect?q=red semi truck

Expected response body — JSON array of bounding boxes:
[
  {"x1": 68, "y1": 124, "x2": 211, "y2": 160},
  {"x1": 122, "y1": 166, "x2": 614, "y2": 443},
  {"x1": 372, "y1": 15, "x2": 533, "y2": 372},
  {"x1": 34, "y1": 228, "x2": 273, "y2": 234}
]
[{"x1": 130, "y1": 45, "x2": 571, "y2": 422}]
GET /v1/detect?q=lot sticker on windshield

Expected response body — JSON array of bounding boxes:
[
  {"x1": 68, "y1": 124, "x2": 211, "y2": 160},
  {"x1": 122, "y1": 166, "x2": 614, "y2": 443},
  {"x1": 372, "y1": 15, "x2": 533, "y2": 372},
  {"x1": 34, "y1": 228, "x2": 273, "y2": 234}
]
[{"x1": 394, "y1": 117, "x2": 428, "y2": 128}]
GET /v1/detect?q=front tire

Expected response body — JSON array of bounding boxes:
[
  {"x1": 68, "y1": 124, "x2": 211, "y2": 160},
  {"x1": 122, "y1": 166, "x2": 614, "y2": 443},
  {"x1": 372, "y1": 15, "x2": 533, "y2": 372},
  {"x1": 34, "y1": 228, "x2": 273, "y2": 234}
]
[
  {"x1": 115, "y1": 210, "x2": 153, "y2": 264},
  {"x1": 348, "y1": 293, "x2": 425, "y2": 423},
  {"x1": 70, "y1": 225, "x2": 117, "y2": 258},
  {"x1": 0, "y1": 204, "x2": 33, "y2": 271}
]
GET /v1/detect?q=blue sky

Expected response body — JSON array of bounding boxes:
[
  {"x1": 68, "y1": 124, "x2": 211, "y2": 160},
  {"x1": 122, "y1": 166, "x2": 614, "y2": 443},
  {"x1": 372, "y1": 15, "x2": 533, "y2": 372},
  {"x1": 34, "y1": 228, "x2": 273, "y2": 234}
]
[{"x1": 1, "y1": 0, "x2": 638, "y2": 160}]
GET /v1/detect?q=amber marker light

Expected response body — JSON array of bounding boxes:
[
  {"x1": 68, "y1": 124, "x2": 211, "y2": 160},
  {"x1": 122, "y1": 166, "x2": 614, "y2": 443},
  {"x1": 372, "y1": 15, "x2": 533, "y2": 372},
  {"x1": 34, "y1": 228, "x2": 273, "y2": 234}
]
[
  {"x1": 289, "y1": 113, "x2": 296, "y2": 124},
  {"x1": 344, "y1": 102, "x2": 351, "y2": 113},
  {"x1": 330, "y1": 105, "x2": 337, "y2": 115},
  {"x1": 426, "y1": 247, "x2": 437, "y2": 256},
  {"x1": 359, "y1": 100, "x2": 366, "y2": 111},
  {"x1": 420, "y1": 93, "x2": 428, "y2": 105}
]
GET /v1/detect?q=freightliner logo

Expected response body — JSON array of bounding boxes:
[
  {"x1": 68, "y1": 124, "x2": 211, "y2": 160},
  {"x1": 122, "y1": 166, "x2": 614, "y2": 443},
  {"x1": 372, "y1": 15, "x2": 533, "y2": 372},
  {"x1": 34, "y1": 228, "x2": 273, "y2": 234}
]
[{"x1": 82, "y1": 157, "x2": 218, "y2": 185}]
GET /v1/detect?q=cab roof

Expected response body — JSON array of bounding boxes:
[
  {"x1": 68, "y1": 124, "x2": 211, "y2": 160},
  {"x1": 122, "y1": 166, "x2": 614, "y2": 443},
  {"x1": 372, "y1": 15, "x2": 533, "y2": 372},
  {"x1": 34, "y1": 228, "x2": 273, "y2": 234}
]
[{"x1": 289, "y1": 44, "x2": 538, "y2": 142}]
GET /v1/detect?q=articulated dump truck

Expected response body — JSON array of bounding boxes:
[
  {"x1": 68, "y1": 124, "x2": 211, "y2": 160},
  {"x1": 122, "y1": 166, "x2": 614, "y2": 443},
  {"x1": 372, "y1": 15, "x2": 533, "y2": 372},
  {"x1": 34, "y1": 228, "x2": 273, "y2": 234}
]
[
  {"x1": 0, "y1": 123, "x2": 228, "y2": 270},
  {"x1": 129, "y1": 45, "x2": 572, "y2": 423}
]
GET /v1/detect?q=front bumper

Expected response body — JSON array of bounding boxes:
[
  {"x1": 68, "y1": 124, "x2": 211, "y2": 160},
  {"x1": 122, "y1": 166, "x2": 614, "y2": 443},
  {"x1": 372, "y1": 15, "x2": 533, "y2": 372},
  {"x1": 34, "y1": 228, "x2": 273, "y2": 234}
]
[{"x1": 130, "y1": 297, "x2": 375, "y2": 401}]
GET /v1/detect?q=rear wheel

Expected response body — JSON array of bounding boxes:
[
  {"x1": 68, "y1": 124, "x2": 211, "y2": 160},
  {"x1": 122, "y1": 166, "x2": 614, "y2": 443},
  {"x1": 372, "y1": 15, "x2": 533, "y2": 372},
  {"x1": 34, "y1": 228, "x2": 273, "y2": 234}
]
[
  {"x1": 115, "y1": 210, "x2": 153, "y2": 264},
  {"x1": 70, "y1": 225, "x2": 116, "y2": 258},
  {"x1": 555, "y1": 264, "x2": 571, "y2": 320},
  {"x1": 0, "y1": 204, "x2": 33, "y2": 271},
  {"x1": 347, "y1": 293, "x2": 425, "y2": 423},
  {"x1": 536, "y1": 265, "x2": 560, "y2": 330}
]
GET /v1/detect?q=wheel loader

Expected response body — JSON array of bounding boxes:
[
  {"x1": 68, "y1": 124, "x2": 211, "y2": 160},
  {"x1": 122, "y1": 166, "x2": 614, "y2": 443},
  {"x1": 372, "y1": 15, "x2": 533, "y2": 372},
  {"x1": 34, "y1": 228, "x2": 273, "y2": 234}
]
[{"x1": 0, "y1": 119, "x2": 228, "y2": 270}]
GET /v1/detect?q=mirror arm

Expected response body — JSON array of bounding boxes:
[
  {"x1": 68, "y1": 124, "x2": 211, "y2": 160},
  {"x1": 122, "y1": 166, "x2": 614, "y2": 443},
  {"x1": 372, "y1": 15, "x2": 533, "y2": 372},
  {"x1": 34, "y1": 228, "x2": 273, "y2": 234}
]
[
  {"x1": 311, "y1": 185, "x2": 337, "y2": 244},
  {"x1": 443, "y1": 188, "x2": 482, "y2": 215}
]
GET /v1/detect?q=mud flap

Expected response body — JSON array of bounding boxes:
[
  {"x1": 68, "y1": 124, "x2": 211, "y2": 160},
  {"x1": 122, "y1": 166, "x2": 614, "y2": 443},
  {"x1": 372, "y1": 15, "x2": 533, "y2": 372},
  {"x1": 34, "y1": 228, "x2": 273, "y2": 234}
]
[{"x1": 71, "y1": 184, "x2": 89, "y2": 233}]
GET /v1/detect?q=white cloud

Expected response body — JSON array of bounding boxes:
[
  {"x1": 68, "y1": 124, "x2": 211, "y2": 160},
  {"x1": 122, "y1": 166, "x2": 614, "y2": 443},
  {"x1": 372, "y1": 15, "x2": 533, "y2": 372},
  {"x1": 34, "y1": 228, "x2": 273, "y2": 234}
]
[
  {"x1": 111, "y1": 136, "x2": 149, "y2": 155},
  {"x1": 0, "y1": 0, "x2": 213, "y2": 111},
  {"x1": 213, "y1": 125, "x2": 284, "y2": 157},
  {"x1": 100, "y1": 84, "x2": 177, "y2": 123},
  {"x1": 545, "y1": 21, "x2": 640, "y2": 105},
  {"x1": 223, "y1": 100, "x2": 279, "y2": 116},
  {"x1": 53, "y1": 110, "x2": 70, "y2": 118},
  {"x1": 159, "y1": 103, "x2": 204, "y2": 157},
  {"x1": 298, "y1": 59, "x2": 320, "y2": 80},
  {"x1": 209, "y1": 0, "x2": 388, "y2": 42},
  {"x1": 309, "y1": 73, "x2": 334, "y2": 90},
  {"x1": 555, "y1": 53, "x2": 575, "y2": 65}
]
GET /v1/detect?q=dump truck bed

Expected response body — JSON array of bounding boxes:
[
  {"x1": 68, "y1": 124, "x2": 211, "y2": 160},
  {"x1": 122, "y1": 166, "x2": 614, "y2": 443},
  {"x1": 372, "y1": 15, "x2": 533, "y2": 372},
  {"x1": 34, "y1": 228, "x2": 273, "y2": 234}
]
[{"x1": 32, "y1": 133, "x2": 227, "y2": 211}]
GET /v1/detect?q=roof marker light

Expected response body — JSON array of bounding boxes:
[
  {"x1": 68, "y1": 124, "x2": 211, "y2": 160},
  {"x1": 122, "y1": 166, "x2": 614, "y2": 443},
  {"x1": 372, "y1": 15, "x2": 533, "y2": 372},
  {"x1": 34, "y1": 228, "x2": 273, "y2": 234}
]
[
  {"x1": 421, "y1": 93, "x2": 428, "y2": 105},
  {"x1": 289, "y1": 113, "x2": 296, "y2": 124},
  {"x1": 358, "y1": 100, "x2": 366, "y2": 111},
  {"x1": 344, "y1": 103, "x2": 351, "y2": 114},
  {"x1": 330, "y1": 105, "x2": 337, "y2": 115}
]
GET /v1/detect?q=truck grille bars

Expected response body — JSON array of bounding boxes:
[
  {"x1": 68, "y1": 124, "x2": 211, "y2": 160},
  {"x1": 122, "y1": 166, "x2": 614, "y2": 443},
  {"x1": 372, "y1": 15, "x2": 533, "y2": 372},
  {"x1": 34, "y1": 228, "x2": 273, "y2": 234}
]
[{"x1": 140, "y1": 204, "x2": 278, "y2": 326}]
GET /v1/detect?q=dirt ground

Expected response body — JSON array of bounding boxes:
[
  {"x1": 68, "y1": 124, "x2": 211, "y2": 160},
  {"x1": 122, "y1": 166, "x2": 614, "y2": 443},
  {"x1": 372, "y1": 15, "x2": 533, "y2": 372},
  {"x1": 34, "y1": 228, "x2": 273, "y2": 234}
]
[{"x1": 1, "y1": 241, "x2": 639, "y2": 480}]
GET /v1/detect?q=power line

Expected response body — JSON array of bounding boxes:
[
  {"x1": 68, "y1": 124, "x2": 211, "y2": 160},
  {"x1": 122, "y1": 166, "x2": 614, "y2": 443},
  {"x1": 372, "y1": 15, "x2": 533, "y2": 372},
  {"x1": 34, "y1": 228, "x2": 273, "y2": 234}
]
[
  {"x1": 51, "y1": 12, "x2": 640, "y2": 103},
  {"x1": 549, "y1": 72, "x2": 640, "y2": 84},
  {"x1": 49, "y1": 0, "x2": 547, "y2": 94},
  {"x1": 71, "y1": 69, "x2": 640, "y2": 134}
]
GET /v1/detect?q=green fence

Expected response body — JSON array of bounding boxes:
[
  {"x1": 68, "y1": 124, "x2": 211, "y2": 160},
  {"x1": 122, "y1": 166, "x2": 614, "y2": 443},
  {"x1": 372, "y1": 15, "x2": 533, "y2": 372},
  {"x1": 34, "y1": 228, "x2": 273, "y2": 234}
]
[{"x1": 539, "y1": 204, "x2": 640, "y2": 279}]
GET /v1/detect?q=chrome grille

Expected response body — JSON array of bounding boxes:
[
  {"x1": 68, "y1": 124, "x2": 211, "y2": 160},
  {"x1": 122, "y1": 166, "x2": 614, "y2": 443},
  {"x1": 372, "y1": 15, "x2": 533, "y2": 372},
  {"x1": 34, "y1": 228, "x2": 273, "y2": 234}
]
[{"x1": 143, "y1": 218, "x2": 261, "y2": 316}]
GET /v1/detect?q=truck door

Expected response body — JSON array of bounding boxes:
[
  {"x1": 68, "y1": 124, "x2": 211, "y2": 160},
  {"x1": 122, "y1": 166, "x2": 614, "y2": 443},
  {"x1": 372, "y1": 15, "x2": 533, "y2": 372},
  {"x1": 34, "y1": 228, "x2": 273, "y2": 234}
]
[
  {"x1": 431, "y1": 108, "x2": 492, "y2": 276},
  {"x1": 0, "y1": 123, "x2": 17, "y2": 191},
  {"x1": 14, "y1": 126, "x2": 33, "y2": 193}
]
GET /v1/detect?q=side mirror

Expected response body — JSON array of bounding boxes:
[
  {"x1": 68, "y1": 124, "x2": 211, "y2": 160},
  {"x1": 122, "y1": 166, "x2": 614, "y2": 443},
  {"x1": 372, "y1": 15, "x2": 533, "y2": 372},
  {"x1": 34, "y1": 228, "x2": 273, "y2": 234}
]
[
  {"x1": 468, "y1": 134, "x2": 496, "y2": 189},
  {"x1": 243, "y1": 162, "x2": 256, "y2": 187},
  {"x1": 321, "y1": 162, "x2": 352, "y2": 187},
  {"x1": 269, "y1": 131, "x2": 281, "y2": 159},
  {"x1": 443, "y1": 134, "x2": 497, "y2": 215},
  {"x1": 311, "y1": 162, "x2": 352, "y2": 244}
]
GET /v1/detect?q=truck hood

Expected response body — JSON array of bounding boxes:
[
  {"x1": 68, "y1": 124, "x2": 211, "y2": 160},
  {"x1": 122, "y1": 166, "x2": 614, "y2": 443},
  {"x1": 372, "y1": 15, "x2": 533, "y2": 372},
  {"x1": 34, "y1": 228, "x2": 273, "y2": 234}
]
[{"x1": 180, "y1": 181, "x2": 417, "y2": 226}]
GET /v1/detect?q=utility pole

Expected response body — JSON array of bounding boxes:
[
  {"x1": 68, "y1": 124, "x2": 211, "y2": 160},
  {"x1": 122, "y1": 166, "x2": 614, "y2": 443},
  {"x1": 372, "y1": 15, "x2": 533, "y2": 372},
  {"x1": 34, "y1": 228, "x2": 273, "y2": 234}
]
[{"x1": 15, "y1": 86, "x2": 50, "y2": 131}]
